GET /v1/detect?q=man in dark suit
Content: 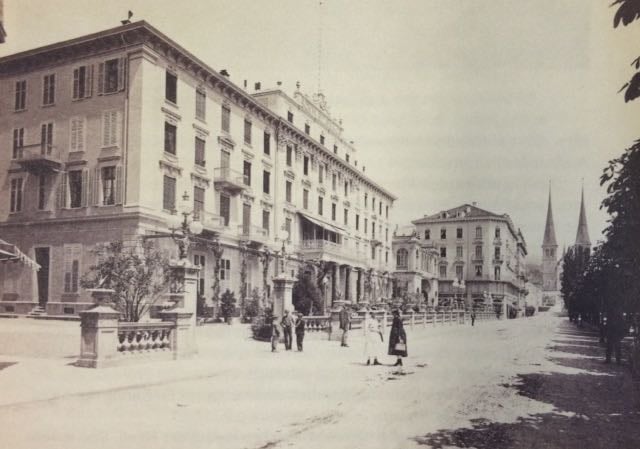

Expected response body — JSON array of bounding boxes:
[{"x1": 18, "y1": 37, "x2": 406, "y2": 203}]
[{"x1": 339, "y1": 305, "x2": 351, "y2": 347}]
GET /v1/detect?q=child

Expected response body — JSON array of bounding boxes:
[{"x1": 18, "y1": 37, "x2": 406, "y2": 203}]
[{"x1": 271, "y1": 317, "x2": 281, "y2": 352}]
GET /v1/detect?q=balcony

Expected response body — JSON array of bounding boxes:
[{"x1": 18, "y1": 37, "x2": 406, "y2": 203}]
[
  {"x1": 213, "y1": 167, "x2": 246, "y2": 194},
  {"x1": 298, "y1": 239, "x2": 360, "y2": 265},
  {"x1": 492, "y1": 256, "x2": 504, "y2": 265},
  {"x1": 472, "y1": 255, "x2": 484, "y2": 263},
  {"x1": 14, "y1": 144, "x2": 62, "y2": 173},
  {"x1": 238, "y1": 224, "x2": 269, "y2": 247},
  {"x1": 198, "y1": 211, "x2": 225, "y2": 233}
]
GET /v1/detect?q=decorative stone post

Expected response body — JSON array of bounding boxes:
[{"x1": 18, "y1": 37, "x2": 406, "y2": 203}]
[
  {"x1": 272, "y1": 274, "x2": 295, "y2": 321},
  {"x1": 161, "y1": 259, "x2": 199, "y2": 357},
  {"x1": 77, "y1": 288, "x2": 120, "y2": 368}
]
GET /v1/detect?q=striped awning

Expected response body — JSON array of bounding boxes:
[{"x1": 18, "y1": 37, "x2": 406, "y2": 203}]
[
  {"x1": 298, "y1": 212, "x2": 345, "y2": 235},
  {"x1": 0, "y1": 239, "x2": 40, "y2": 271}
]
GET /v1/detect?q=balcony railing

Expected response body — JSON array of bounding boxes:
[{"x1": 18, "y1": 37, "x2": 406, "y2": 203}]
[
  {"x1": 492, "y1": 256, "x2": 504, "y2": 264},
  {"x1": 238, "y1": 224, "x2": 269, "y2": 246},
  {"x1": 213, "y1": 167, "x2": 246, "y2": 193},
  {"x1": 13, "y1": 143, "x2": 62, "y2": 172},
  {"x1": 197, "y1": 211, "x2": 225, "y2": 232},
  {"x1": 298, "y1": 239, "x2": 360, "y2": 264}
]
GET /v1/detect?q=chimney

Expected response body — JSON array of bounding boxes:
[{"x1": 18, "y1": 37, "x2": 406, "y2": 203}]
[
  {"x1": 354, "y1": 160, "x2": 358, "y2": 167},
  {"x1": 472, "y1": 202, "x2": 477, "y2": 206},
  {"x1": 243, "y1": 80, "x2": 247, "y2": 89},
  {"x1": 277, "y1": 81, "x2": 282, "y2": 87},
  {"x1": 363, "y1": 166, "x2": 366, "y2": 173},
  {"x1": 254, "y1": 82, "x2": 261, "y2": 91}
]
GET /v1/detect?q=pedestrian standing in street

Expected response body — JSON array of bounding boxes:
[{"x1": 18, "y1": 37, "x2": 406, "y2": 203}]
[
  {"x1": 339, "y1": 305, "x2": 351, "y2": 347},
  {"x1": 270, "y1": 317, "x2": 281, "y2": 353},
  {"x1": 363, "y1": 310, "x2": 383, "y2": 365},
  {"x1": 281, "y1": 309, "x2": 294, "y2": 351},
  {"x1": 604, "y1": 309, "x2": 627, "y2": 365},
  {"x1": 295, "y1": 312, "x2": 305, "y2": 352},
  {"x1": 388, "y1": 309, "x2": 408, "y2": 367},
  {"x1": 470, "y1": 309, "x2": 476, "y2": 327}
]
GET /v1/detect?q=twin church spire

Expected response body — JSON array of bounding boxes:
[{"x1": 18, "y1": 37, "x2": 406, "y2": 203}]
[{"x1": 542, "y1": 183, "x2": 591, "y2": 258}]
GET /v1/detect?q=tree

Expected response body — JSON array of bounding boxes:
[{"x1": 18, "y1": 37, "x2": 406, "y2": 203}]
[
  {"x1": 80, "y1": 240, "x2": 170, "y2": 322},
  {"x1": 220, "y1": 289, "x2": 237, "y2": 323},
  {"x1": 613, "y1": 1, "x2": 640, "y2": 101},
  {"x1": 244, "y1": 287, "x2": 263, "y2": 322},
  {"x1": 292, "y1": 270, "x2": 323, "y2": 316}
]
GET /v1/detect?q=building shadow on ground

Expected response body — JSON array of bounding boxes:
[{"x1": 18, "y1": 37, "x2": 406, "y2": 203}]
[
  {"x1": 411, "y1": 319, "x2": 640, "y2": 449},
  {"x1": 0, "y1": 362, "x2": 17, "y2": 371}
]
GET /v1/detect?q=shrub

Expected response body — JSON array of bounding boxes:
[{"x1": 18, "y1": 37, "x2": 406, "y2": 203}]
[{"x1": 220, "y1": 289, "x2": 236, "y2": 322}]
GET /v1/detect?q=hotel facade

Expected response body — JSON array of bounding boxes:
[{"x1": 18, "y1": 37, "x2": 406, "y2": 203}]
[
  {"x1": 0, "y1": 21, "x2": 396, "y2": 317},
  {"x1": 410, "y1": 204, "x2": 528, "y2": 313}
]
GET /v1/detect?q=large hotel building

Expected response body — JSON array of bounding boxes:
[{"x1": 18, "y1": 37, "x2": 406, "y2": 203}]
[{"x1": 0, "y1": 21, "x2": 396, "y2": 317}]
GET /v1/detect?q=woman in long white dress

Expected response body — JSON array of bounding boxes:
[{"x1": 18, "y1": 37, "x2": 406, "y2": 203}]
[{"x1": 363, "y1": 311, "x2": 383, "y2": 365}]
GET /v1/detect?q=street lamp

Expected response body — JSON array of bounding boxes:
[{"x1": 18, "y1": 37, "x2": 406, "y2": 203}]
[
  {"x1": 452, "y1": 278, "x2": 466, "y2": 310},
  {"x1": 276, "y1": 229, "x2": 290, "y2": 276},
  {"x1": 168, "y1": 190, "x2": 204, "y2": 260}
]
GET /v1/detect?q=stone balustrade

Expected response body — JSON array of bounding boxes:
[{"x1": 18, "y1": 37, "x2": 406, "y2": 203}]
[
  {"x1": 302, "y1": 315, "x2": 331, "y2": 333},
  {"x1": 117, "y1": 322, "x2": 174, "y2": 353}
]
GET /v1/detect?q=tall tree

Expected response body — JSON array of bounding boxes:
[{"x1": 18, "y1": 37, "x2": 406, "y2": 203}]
[{"x1": 81, "y1": 240, "x2": 170, "y2": 322}]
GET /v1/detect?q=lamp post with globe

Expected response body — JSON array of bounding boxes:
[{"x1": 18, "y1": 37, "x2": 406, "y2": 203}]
[
  {"x1": 166, "y1": 190, "x2": 204, "y2": 260},
  {"x1": 452, "y1": 278, "x2": 466, "y2": 311}
]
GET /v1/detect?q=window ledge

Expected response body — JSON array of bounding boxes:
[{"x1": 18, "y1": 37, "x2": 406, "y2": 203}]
[{"x1": 42, "y1": 103, "x2": 56, "y2": 108}]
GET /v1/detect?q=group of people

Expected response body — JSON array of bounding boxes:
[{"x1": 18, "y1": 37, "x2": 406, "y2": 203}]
[
  {"x1": 270, "y1": 307, "x2": 409, "y2": 368},
  {"x1": 271, "y1": 309, "x2": 305, "y2": 352},
  {"x1": 340, "y1": 306, "x2": 408, "y2": 367}
]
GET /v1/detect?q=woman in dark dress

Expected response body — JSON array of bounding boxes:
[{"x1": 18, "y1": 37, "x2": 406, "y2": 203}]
[{"x1": 388, "y1": 309, "x2": 408, "y2": 366}]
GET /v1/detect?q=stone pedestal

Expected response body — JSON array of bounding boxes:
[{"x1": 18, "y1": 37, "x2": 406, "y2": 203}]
[
  {"x1": 272, "y1": 275, "x2": 295, "y2": 320},
  {"x1": 168, "y1": 259, "x2": 200, "y2": 328},
  {"x1": 77, "y1": 305, "x2": 121, "y2": 368},
  {"x1": 160, "y1": 309, "x2": 196, "y2": 358}
]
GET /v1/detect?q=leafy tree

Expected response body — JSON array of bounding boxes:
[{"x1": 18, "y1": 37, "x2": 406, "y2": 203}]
[
  {"x1": 244, "y1": 287, "x2": 263, "y2": 322},
  {"x1": 80, "y1": 240, "x2": 170, "y2": 322},
  {"x1": 613, "y1": 0, "x2": 640, "y2": 101},
  {"x1": 560, "y1": 246, "x2": 590, "y2": 324},
  {"x1": 292, "y1": 270, "x2": 323, "y2": 316},
  {"x1": 220, "y1": 289, "x2": 237, "y2": 322}
]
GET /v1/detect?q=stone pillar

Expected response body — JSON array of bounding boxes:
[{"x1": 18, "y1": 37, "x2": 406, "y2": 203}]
[
  {"x1": 333, "y1": 264, "x2": 342, "y2": 307},
  {"x1": 162, "y1": 259, "x2": 200, "y2": 356},
  {"x1": 272, "y1": 274, "x2": 295, "y2": 320},
  {"x1": 356, "y1": 269, "x2": 362, "y2": 303},
  {"x1": 345, "y1": 266, "x2": 352, "y2": 303},
  {"x1": 77, "y1": 289, "x2": 120, "y2": 368},
  {"x1": 160, "y1": 309, "x2": 196, "y2": 359}
]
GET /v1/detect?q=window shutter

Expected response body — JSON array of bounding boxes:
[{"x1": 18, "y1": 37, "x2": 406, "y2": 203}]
[
  {"x1": 77, "y1": 118, "x2": 85, "y2": 151},
  {"x1": 86, "y1": 65, "x2": 94, "y2": 97},
  {"x1": 102, "y1": 112, "x2": 111, "y2": 147},
  {"x1": 56, "y1": 172, "x2": 68, "y2": 209},
  {"x1": 81, "y1": 170, "x2": 88, "y2": 207},
  {"x1": 86, "y1": 169, "x2": 94, "y2": 206},
  {"x1": 73, "y1": 69, "x2": 79, "y2": 100},
  {"x1": 92, "y1": 167, "x2": 100, "y2": 206},
  {"x1": 115, "y1": 166, "x2": 123, "y2": 205},
  {"x1": 97, "y1": 62, "x2": 104, "y2": 95},
  {"x1": 70, "y1": 119, "x2": 78, "y2": 151},
  {"x1": 111, "y1": 111, "x2": 119, "y2": 147},
  {"x1": 118, "y1": 57, "x2": 127, "y2": 92}
]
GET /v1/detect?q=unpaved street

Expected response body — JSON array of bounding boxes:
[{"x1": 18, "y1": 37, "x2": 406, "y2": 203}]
[{"x1": 1, "y1": 313, "x2": 638, "y2": 449}]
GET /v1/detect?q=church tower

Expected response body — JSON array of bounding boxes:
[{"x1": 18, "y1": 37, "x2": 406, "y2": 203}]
[
  {"x1": 573, "y1": 185, "x2": 591, "y2": 260},
  {"x1": 542, "y1": 187, "x2": 559, "y2": 291}
]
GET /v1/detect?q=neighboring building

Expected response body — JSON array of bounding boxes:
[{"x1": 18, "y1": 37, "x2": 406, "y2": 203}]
[
  {"x1": 0, "y1": 21, "x2": 396, "y2": 317},
  {"x1": 540, "y1": 188, "x2": 561, "y2": 310},
  {"x1": 391, "y1": 225, "x2": 439, "y2": 307},
  {"x1": 411, "y1": 203, "x2": 528, "y2": 314},
  {"x1": 573, "y1": 186, "x2": 591, "y2": 256}
]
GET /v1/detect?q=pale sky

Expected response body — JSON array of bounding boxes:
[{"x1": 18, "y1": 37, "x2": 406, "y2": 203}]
[{"x1": 3, "y1": 0, "x2": 640, "y2": 261}]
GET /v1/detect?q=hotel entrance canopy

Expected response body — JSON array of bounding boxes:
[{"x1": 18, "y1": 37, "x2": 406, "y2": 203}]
[{"x1": 0, "y1": 239, "x2": 40, "y2": 271}]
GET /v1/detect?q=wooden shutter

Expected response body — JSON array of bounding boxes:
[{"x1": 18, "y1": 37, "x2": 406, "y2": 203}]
[
  {"x1": 56, "y1": 172, "x2": 68, "y2": 209},
  {"x1": 102, "y1": 112, "x2": 110, "y2": 147},
  {"x1": 114, "y1": 166, "x2": 123, "y2": 205},
  {"x1": 70, "y1": 119, "x2": 78, "y2": 151},
  {"x1": 86, "y1": 65, "x2": 94, "y2": 97},
  {"x1": 111, "y1": 111, "x2": 119, "y2": 147},
  {"x1": 81, "y1": 170, "x2": 88, "y2": 207},
  {"x1": 77, "y1": 118, "x2": 85, "y2": 151},
  {"x1": 97, "y1": 62, "x2": 104, "y2": 95},
  {"x1": 87, "y1": 169, "x2": 94, "y2": 206},
  {"x1": 118, "y1": 57, "x2": 128, "y2": 92},
  {"x1": 91, "y1": 167, "x2": 100, "y2": 206},
  {"x1": 73, "y1": 68, "x2": 79, "y2": 100}
]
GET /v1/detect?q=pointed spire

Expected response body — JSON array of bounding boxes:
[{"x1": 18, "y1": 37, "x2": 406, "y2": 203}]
[
  {"x1": 543, "y1": 184, "x2": 558, "y2": 247},
  {"x1": 575, "y1": 184, "x2": 591, "y2": 247}
]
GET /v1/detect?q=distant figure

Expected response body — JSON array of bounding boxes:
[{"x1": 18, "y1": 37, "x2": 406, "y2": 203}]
[
  {"x1": 363, "y1": 310, "x2": 383, "y2": 365},
  {"x1": 388, "y1": 310, "x2": 408, "y2": 367},
  {"x1": 470, "y1": 310, "x2": 476, "y2": 327},
  {"x1": 605, "y1": 310, "x2": 627, "y2": 365},
  {"x1": 295, "y1": 312, "x2": 306, "y2": 352},
  {"x1": 339, "y1": 305, "x2": 351, "y2": 347},
  {"x1": 270, "y1": 317, "x2": 281, "y2": 353},
  {"x1": 281, "y1": 309, "x2": 294, "y2": 351}
]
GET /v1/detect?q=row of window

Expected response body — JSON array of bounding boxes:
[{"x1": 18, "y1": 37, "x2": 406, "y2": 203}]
[
  {"x1": 438, "y1": 246, "x2": 502, "y2": 259},
  {"x1": 12, "y1": 57, "x2": 127, "y2": 111},
  {"x1": 423, "y1": 226, "x2": 501, "y2": 240},
  {"x1": 9, "y1": 166, "x2": 122, "y2": 213},
  {"x1": 11, "y1": 111, "x2": 121, "y2": 159},
  {"x1": 438, "y1": 265, "x2": 501, "y2": 281}
]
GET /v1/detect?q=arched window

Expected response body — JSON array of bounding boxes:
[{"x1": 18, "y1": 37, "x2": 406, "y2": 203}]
[{"x1": 396, "y1": 248, "x2": 408, "y2": 269}]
